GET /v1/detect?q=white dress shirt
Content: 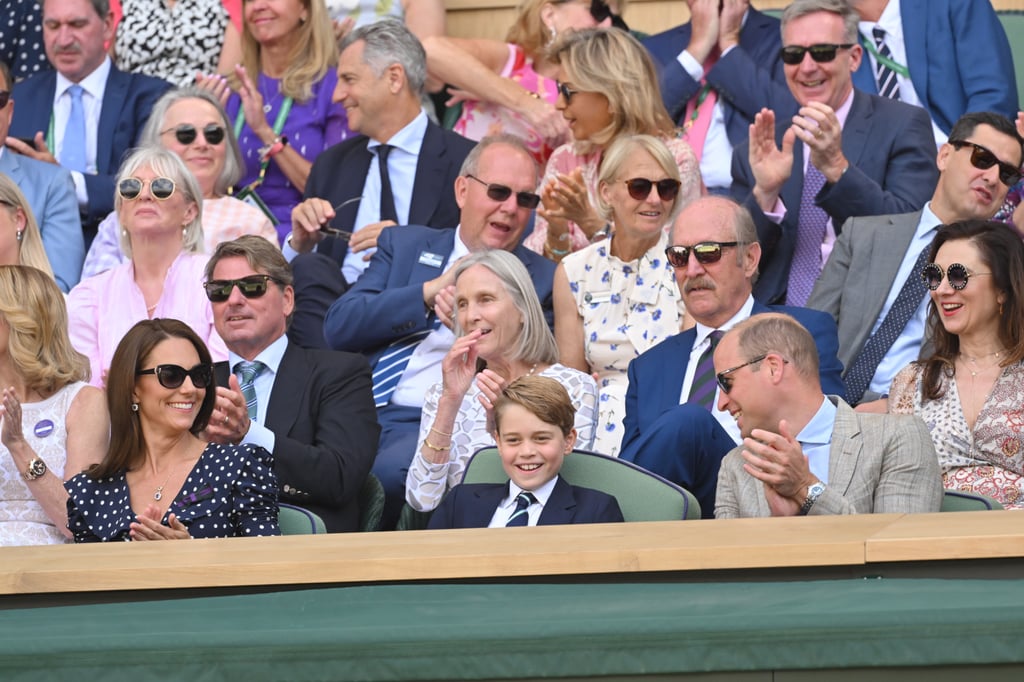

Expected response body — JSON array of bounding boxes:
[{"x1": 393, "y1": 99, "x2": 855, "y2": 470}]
[
  {"x1": 231, "y1": 332, "x2": 290, "y2": 454},
  {"x1": 52, "y1": 57, "x2": 110, "y2": 209},
  {"x1": 487, "y1": 475, "x2": 560, "y2": 527}
]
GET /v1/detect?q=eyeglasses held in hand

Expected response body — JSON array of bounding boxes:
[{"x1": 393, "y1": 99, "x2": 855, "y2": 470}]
[
  {"x1": 921, "y1": 262, "x2": 992, "y2": 291},
  {"x1": 779, "y1": 43, "x2": 855, "y2": 65},
  {"x1": 161, "y1": 123, "x2": 226, "y2": 146},
  {"x1": 466, "y1": 174, "x2": 541, "y2": 209},
  {"x1": 715, "y1": 354, "x2": 767, "y2": 395},
  {"x1": 664, "y1": 241, "x2": 741, "y2": 268},
  {"x1": 948, "y1": 139, "x2": 1023, "y2": 187},
  {"x1": 118, "y1": 177, "x2": 176, "y2": 201},
  {"x1": 204, "y1": 274, "x2": 283, "y2": 302},
  {"x1": 624, "y1": 177, "x2": 682, "y2": 202},
  {"x1": 136, "y1": 363, "x2": 214, "y2": 389}
]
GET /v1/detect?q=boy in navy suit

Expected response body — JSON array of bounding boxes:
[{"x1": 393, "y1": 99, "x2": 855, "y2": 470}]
[{"x1": 428, "y1": 377, "x2": 624, "y2": 529}]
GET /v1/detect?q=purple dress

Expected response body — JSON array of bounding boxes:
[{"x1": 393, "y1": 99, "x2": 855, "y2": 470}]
[{"x1": 227, "y1": 69, "x2": 352, "y2": 242}]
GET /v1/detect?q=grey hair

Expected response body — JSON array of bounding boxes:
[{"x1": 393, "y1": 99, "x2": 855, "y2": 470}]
[
  {"x1": 87, "y1": 0, "x2": 110, "y2": 18},
  {"x1": 139, "y1": 87, "x2": 244, "y2": 197},
  {"x1": 459, "y1": 134, "x2": 539, "y2": 184},
  {"x1": 452, "y1": 250, "x2": 557, "y2": 365},
  {"x1": 115, "y1": 146, "x2": 204, "y2": 258},
  {"x1": 595, "y1": 134, "x2": 684, "y2": 223},
  {"x1": 782, "y1": 0, "x2": 860, "y2": 44},
  {"x1": 340, "y1": 18, "x2": 426, "y2": 96}
]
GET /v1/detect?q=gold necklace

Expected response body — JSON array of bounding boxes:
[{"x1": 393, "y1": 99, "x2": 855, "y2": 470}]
[
  {"x1": 959, "y1": 350, "x2": 1004, "y2": 378},
  {"x1": 153, "y1": 471, "x2": 173, "y2": 501}
]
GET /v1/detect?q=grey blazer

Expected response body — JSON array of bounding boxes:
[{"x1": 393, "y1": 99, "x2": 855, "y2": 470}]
[{"x1": 714, "y1": 397, "x2": 943, "y2": 518}]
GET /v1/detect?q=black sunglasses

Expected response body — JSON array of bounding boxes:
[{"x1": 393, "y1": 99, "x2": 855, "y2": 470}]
[
  {"x1": 779, "y1": 43, "x2": 855, "y2": 65},
  {"x1": 624, "y1": 178, "x2": 682, "y2": 202},
  {"x1": 204, "y1": 274, "x2": 283, "y2": 302},
  {"x1": 948, "y1": 140, "x2": 1023, "y2": 187},
  {"x1": 161, "y1": 123, "x2": 226, "y2": 146},
  {"x1": 922, "y1": 262, "x2": 992, "y2": 291},
  {"x1": 466, "y1": 174, "x2": 541, "y2": 209},
  {"x1": 137, "y1": 363, "x2": 213, "y2": 389},
  {"x1": 0, "y1": 90, "x2": 10, "y2": 109},
  {"x1": 588, "y1": 0, "x2": 612, "y2": 22},
  {"x1": 665, "y1": 241, "x2": 740, "y2": 268},
  {"x1": 716, "y1": 355, "x2": 768, "y2": 395},
  {"x1": 118, "y1": 176, "x2": 176, "y2": 201},
  {"x1": 556, "y1": 81, "x2": 578, "y2": 104}
]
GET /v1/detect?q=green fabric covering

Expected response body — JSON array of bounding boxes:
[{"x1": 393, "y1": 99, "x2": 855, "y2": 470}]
[{"x1": 1, "y1": 579, "x2": 1023, "y2": 680}]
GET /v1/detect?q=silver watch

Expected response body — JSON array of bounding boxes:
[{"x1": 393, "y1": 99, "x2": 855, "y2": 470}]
[{"x1": 798, "y1": 481, "x2": 826, "y2": 516}]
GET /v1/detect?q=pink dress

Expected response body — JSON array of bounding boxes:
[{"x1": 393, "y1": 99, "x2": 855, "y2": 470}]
[{"x1": 453, "y1": 44, "x2": 565, "y2": 166}]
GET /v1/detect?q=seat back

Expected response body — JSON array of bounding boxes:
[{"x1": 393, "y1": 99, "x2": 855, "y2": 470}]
[
  {"x1": 997, "y1": 12, "x2": 1024, "y2": 107},
  {"x1": 278, "y1": 503, "x2": 327, "y2": 534},
  {"x1": 461, "y1": 447, "x2": 700, "y2": 521},
  {"x1": 940, "y1": 490, "x2": 1005, "y2": 512},
  {"x1": 358, "y1": 473, "x2": 386, "y2": 532}
]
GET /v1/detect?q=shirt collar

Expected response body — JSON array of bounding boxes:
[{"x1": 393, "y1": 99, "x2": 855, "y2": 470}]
[
  {"x1": 796, "y1": 396, "x2": 837, "y2": 448},
  {"x1": 366, "y1": 109, "x2": 428, "y2": 157},
  {"x1": 694, "y1": 295, "x2": 755, "y2": 346},
  {"x1": 56, "y1": 56, "x2": 111, "y2": 99},
  {"x1": 228, "y1": 333, "x2": 289, "y2": 376},
  {"x1": 501, "y1": 475, "x2": 560, "y2": 510},
  {"x1": 918, "y1": 202, "x2": 943, "y2": 236}
]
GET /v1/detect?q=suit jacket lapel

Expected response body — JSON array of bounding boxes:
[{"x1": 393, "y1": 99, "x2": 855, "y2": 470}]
[
  {"x1": 537, "y1": 477, "x2": 577, "y2": 525},
  {"x1": 864, "y1": 212, "x2": 922, "y2": 324},
  {"x1": 662, "y1": 330, "x2": 698, "y2": 410},
  {"x1": 900, "y1": 0, "x2": 928, "y2": 108},
  {"x1": 840, "y1": 91, "x2": 873, "y2": 170},
  {"x1": 97, "y1": 68, "x2": 130, "y2": 174},
  {"x1": 408, "y1": 229, "x2": 456, "y2": 284},
  {"x1": 467, "y1": 484, "x2": 511, "y2": 527},
  {"x1": 0, "y1": 151, "x2": 22, "y2": 180},
  {"x1": 340, "y1": 138, "x2": 374, "y2": 229},
  {"x1": 408, "y1": 123, "x2": 448, "y2": 225},
  {"x1": 825, "y1": 398, "x2": 862, "y2": 495},
  {"x1": 264, "y1": 342, "x2": 308, "y2": 436}
]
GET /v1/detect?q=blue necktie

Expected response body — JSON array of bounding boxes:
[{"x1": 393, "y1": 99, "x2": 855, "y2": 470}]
[
  {"x1": 60, "y1": 85, "x2": 88, "y2": 173},
  {"x1": 506, "y1": 492, "x2": 536, "y2": 527},
  {"x1": 234, "y1": 360, "x2": 266, "y2": 420},
  {"x1": 787, "y1": 161, "x2": 829, "y2": 306},
  {"x1": 372, "y1": 319, "x2": 440, "y2": 408}
]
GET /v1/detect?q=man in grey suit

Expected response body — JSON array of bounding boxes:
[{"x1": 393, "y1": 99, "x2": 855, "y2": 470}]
[
  {"x1": 807, "y1": 112, "x2": 1024, "y2": 406},
  {"x1": 713, "y1": 313, "x2": 941, "y2": 518}
]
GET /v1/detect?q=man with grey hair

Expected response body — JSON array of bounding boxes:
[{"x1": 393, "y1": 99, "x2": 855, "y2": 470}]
[
  {"x1": 287, "y1": 19, "x2": 475, "y2": 347},
  {"x1": 730, "y1": 0, "x2": 937, "y2": 307},
  {"x1": 712, "y1": 312, "x2": 942, "y2": 518}
]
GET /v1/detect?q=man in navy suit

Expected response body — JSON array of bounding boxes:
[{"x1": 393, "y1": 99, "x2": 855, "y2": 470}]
[
  {"x1": 428, "y1": 376, "x2": 623, "y2": 529},
  {"x1": 0, "y1": 59, "x2": 83, "y2": 291},
  {"x1": 286, "y1": 20, "x2": 475, "y2": 347},
  {"x1": 7, "y1": 0, "x2": 171, "y2": 234},
  {"x1": 644, "y1": 0, "x2": 794, "y2": 194},
  {"x1": 325, "y1": 135, "x2": 556, "y2": 528},
  {"x1": 730, "y1": 0, "x2": 937, "y2": 306},
  {"x1": 849, "y1": 0, "x2": 1018, "y2": 143},
  {"x1": 202, "y1": 236, "x2": 380, "y2": 533},
  {"x1": 619, "y1": 196, "x2": 845, "y2": 518}
]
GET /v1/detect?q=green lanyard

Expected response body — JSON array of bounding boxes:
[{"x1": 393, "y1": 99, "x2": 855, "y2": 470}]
[
  {"x1": 683, "y1": 83, "x2": 713, "y2": 132},
  {"x1": 46, "y1": 113, "x2": 55, "y2": 152},
  {"x1": 860, "y1": 33, "x2": 910, "y2": 78},
  {"x1": 234, "y1": 96, "x2": 294, "y2": 190}
]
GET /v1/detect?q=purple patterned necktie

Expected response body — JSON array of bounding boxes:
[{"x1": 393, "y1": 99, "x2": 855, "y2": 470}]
[
  {"x1": 787, "y1": 161, "x2": 829, "y2": 306},
  {"x1": 687, "y1": 329, "x2": 725, "y2": 410}
]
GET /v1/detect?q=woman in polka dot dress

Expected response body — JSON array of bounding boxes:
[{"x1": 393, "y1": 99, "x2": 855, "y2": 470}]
[{"x1": 65, "y1": 319, "x2": 280, "y2": 541}]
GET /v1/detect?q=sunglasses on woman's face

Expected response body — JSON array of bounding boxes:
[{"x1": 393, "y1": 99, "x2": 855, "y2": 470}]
[
  {"x1": 465, "y1": 174, "x2": 541, "y2": 209},
  {"x1": 137, "y1": 363, "x2": 213, "y2": 389},
  {"x1": 203, "y1": 274, "x2": 282, "y2": 302},
  {"x1": 664, "y1": 241, "x2": 740, "y2": 268},
  {"x1": 117, "y1": 177, "x2": 176, "y2": 201},
  {"x1": 779, "y1": 43, "x2": 855, "y2": 65},
  {"x1": 162, "y1": 123, "x2": 226, "y2": 146},
  {"x1": 922, "y1": 262, "x2": 992, "y2": 291},
  {"x1": 556, "y1": 81, "x2": 578, "y2": 104},
  {"x1": 948, "y1": 140, "x2": 1023, "y2": 187},
  {"x1": 623, "y1": 177, "x2": 682, "y2": 202}
]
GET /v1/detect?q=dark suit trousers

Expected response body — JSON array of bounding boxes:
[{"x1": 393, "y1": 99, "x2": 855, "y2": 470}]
[
  {"x1": 619, "y1": 404, "x2": 734, "y2": 519},
  {"x1": 374, "y1": 403, "x2": 422, "y2": 529}
]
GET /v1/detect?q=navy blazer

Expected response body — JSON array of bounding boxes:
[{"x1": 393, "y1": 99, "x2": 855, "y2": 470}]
[
  {"x1": 850, "y1": 0, "x2": 1018, "y2": 135},
  {"x1": 10, "y1": 65, "x2": 172, "y2": 226},
  {"x1": 644, "y1": 7, "x2": 796, "y2": 142},
  {"x1": 323, "y1": 224, "x2": 556, "y2": 361},
  {"x1": 731, "y1": 89, "x2": 938, "y2": 304},
  {"x1": 262, "y1": 342, "x2": 380, "y2": 532},
  {"x1": 620, "y1": 302, "x2": 846, "y2": 456},
  {"x1": 427, "y1": 477, "x2": 624, "y2": 529},
  {"x1": 305, "y1": 121, "x2": 477, "y2": 265}
]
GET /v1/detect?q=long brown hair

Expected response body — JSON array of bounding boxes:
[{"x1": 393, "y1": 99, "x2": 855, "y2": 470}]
[
  {"x1": 920, "y1": 220, "x2": 1024, "y2": 401},
  {"x1": 91, "y1": 319, "x2": 215, "y2": 479}
]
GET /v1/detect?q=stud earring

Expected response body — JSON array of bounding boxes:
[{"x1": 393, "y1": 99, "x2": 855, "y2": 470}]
[
  {"x1": 16, "y1": 231, "x2": 23, "y2": 243},
  {"x1": 131, "y1": 402, "x2": 139, "y2": 412},
  {"x1": 1000, "y1": 301, "x2": 1005, "y2": 316}
]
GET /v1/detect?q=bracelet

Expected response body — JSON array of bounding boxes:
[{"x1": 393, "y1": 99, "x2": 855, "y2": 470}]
[
  {"x1": 552, "y1": 231, "x2": 570, "y2": 243},
  {"x1": 430, "y1": 426, "x2": 452, "y2": 437},
  {"x1": 423, "y1": 439, "x2": 450, "y2": 452},
  {"x1": 258, "y1": 135, "x2": 289, "y2": 161}
]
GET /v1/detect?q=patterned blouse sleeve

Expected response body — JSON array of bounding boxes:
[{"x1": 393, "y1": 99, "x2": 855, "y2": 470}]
[
  {"x1": 554, "y1": 365, "x2": 599, "y2": 451},
  {"x1": 888, "y1": 363, "x2": 923, "y2": 415},
  {"x1": 233, "y1": 445, "x2": 281, "y2": 536},
  {"x1": 406, "y1": 383, "x2": 453, "y2": 512}
]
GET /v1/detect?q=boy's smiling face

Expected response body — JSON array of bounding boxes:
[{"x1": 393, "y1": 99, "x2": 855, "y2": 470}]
[{"x1": 495, "y1": 404, "x2": 576, "y2": 491}]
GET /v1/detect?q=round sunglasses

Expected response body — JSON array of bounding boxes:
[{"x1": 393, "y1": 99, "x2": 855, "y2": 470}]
[
  {"x1": 118, "y1": 177, "x2": 176, "y2": 201},
  {"x1": 779, "y1": 43, "x2": 855, "y2": 65},
  {"x1": 204, "y1": 274, "x2": 284, "y2": 302},
  {"x1": 922, "y1": 262, "x2": 992, "y2": 291},
  {"x1": 624, "y1": 178, "x2": 682, "y2": 202},
  {"x1": 465, "y1": 174, "x2": 541, "y2": 209},
  {"x1": 161, "y1": 123, "x2": 226, "y2": 146},
  {"x1": 136, "y1": 363, "x2": 213, "y2": 389},
  {"x1": 665, "y1": 241, "x2": 741, "y2": 268}
]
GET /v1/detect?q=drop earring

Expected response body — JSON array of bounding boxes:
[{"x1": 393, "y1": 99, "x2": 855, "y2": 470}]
[{"x1": 16, "y1": 231, "x2": 23, "y2": 243}]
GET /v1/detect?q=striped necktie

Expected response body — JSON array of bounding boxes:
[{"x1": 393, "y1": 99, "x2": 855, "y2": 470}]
[
  {"x1": 371, "y1": 322, "x2": 439, "y2": 408},
  {"x1": 235, "y1": 360, "x2": 266, "y2": 420},
  {"x1": 506, "y1": 492, "x2": 536, "y2": 527},
  {"x1": 872, "y1": 27, "x2": 901, "y2": 100},
  {"x1": 687, "y1": 329, "x2": 724, "y2": 410}
]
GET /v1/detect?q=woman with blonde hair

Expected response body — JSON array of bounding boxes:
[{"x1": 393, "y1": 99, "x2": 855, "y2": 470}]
[
  {"x1": 523, "y1": 27, "x2": 702, "y2": 260},
  {"x1": 199, "y1": 0, "x2": 351, "y2": 237},
  {"x1": 0, "y1": 265, "x2": 109, "y2": 545},
  {"x1": 0, "y1": 174, "x2": 55, "y2": 279},
  {"x1": 554, "y1": 134, "x2": 692, "y2": 455}
]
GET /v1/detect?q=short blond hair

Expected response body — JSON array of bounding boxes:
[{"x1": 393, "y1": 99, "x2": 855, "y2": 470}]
[{"x1": 595, "y1": 134, "x2": 684, "y2": 223}]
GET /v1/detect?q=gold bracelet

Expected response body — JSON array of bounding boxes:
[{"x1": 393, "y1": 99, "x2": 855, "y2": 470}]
[
  {"x1": 423, "y1": 439, "x2": 450, "y2": 452},
  {"x1": 430, "y1": 426, "x2": 453, "y2": 437}
]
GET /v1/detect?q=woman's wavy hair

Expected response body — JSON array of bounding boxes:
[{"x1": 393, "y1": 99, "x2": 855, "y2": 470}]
[
  {"x1": 920, "y1": 219, "x2": 1024, "y2": 401},
  {"x1": 92, "y1": 319, "x2": 216, "y2": 479},
  {"x1": 0, "y1": 265, "x2": 89, "y2": 392},
  {"x1": 0, "y1": 174, "x2": 54, "y2": 278},
  {"x1": 237, "y1": 0, "x2": 337, "y2": 101},
  {"x1": 548, "y1": 27, "x2": 674, "y2": 154}
]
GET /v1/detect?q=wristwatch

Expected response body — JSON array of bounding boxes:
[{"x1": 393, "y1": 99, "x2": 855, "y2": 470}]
[
  {"x1": 798, "y1": 481, "x2": 826, "y2": 516},
  {"x1": 23, "y1": 457, "x2": 47, "y2": 481}
]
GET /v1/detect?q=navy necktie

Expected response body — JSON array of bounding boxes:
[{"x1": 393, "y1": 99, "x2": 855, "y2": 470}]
[
  {"x1": 377, "y1": 144, "x2": 398, "y2": 224},
  {"x1": 506, "y1": 492, "x2": 536, "y2": 527},
  {"x1": 688, "y1": 329, "x2": 725, "y2": 410}
]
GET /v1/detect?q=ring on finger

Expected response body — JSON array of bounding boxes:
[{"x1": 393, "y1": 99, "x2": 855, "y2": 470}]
[
  {"x1": 814, "y1": 128, "x2": 823, "y2": 139},
  {"x1": 223, "y1": 415, "x2": 229, "y2": 425}
]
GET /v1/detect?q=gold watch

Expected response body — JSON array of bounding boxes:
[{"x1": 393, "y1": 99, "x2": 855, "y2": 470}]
[{"x1": 23, "y1": 457, "x2": 47, "y2": 481}]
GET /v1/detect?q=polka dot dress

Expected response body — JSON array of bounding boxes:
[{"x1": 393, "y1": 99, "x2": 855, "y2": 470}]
[
  {"x1": 0, "y1": 1, "x2": 50, "y2": 81},
  {"x1": 65, "y1": 443, "x2": 280, "y2": 542}
]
